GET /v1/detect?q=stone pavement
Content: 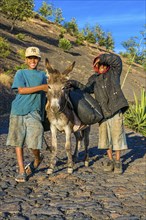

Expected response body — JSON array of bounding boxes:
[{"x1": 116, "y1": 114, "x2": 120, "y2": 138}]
[{"x1": 0, "y1": 114, "x2": 146, "y2": 220}]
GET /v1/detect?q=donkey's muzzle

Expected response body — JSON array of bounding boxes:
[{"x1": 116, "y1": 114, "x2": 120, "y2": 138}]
[{"x1": 50, "y1": 105, "x2": 60, "y2": 113}]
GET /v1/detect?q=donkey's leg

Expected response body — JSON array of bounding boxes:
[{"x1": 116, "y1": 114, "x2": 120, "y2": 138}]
[
  {"x1": 47, "y1": 125, "x2": 57, "y2": 175},
  {"x1": 65, "y1": 128, "x2": 73, "y2": 174},
  {"x1": 73, "y1": 131, "x2": 82, "y2": 162},
  {"x1": 83, "y1": 126, "x2": 90, "y2": 167}
]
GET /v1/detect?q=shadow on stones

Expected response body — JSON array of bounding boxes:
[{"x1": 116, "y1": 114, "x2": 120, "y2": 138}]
[
  {"x1": 122, "y1": 132, "x2": 146, "y2": 172},
  {"x1": 0, "y1": 115, "x2": 10, "y2": 135},
  {"x1": 65, "y1": 51, "x2": 81, "y2": 56},
  {"x1": 78, "y1": 146, "x2": 105, "y2": 160}
]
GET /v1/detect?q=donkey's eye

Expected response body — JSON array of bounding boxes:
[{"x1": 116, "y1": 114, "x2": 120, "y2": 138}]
[
  {"x1": 61, "y1": 87, "x2": 65, "y2": 91},
  {"x1": 48, "y1": 85, "x2": 51, "y2": 90}
]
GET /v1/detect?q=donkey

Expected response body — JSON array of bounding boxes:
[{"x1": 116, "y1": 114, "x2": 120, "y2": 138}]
[{"x1": 45, "y1": 58, "x2": 90, "y2": 175}]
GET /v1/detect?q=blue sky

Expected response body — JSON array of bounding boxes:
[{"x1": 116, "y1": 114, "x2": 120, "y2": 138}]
[{"x1": 34, "y1": 0, "x2": 145, "y2": 53}]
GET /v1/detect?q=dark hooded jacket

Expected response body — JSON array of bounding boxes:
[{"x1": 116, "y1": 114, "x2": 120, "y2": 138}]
[{"x1": 70, "y1": 53, "x2": 129, "y2": 120}]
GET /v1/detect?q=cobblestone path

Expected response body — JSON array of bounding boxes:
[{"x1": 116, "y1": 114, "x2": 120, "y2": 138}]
[{"x1": 0, "y1": 115, "x2": 146, "y2": 220}]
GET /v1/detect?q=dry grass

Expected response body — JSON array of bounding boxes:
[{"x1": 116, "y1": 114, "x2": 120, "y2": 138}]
[{"x1": 0, "y1": 74, "x2": 13, "y2": 88}]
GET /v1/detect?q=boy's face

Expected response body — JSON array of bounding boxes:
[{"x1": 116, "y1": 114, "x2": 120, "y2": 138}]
[
  {"x1": 98, "y1": 64, "x2": 108, "y2": 74},
  {"x1": 94, "y1": 61, "x2": 108, "y2": 74},
  {"x1": 25, "y1": 56, "x2": 40, "y2": 70}
]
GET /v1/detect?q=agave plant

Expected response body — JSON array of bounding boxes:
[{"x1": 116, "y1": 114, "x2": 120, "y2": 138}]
[{"x1": 124, "y1": 88, "x2": 146, "y2": 136}]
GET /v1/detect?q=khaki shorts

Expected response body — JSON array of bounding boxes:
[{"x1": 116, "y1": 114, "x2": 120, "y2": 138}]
[
  {"x1": 98, "y1": 112, "x2": 128, "y2": 151},
  {"x1": 6, "y1": 111, "x2": 43, "y2": 149}
]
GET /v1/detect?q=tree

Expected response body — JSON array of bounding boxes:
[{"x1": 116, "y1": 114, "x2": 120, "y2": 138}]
[
  {"x1": 1, "y1": 0, "x2": 34, "y2": 31},
  {"x1": 122, "y1": 37, "x2": 138, "y2": 56},
  {"x1": 94, "y1": 24, "x2": 106, "y2": 46},
  {"x1": 121, "y1": 29, "x2": 146, "y2": 88},
  {"x1": 85, "y1": 32, "x2": 96, "y2": 44},
  {"x1": 105, "y1": 32, "x2": 115, "y2": 51},
  {"x1": 38, "y1": 1, "x2": 53, "y2": 20},
  {"x1": 82, "y1": 24, "x2": 96, "y2": 43},
  {"x1": 63, "y1": 18, "x2": 79, "y2": 36},
  {"x1": 121, "y1": 29, "x2": 146, "y2": 66},
  {"x1": 75, "y1": 32, "x2": 85, "y2": 45},
  {"x1": 54, "y1": 8, "x2": 64, "y2": 24}
]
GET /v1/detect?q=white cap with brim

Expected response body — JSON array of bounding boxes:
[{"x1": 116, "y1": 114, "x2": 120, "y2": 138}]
[{"x1": 25, "y1": 47, "x2": 41, "y2": 58}]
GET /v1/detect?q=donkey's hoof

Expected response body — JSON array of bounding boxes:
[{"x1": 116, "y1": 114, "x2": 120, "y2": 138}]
[
  {"x1": 67, "y1": 167, "x2": 73, "y2": 174},
  {"x1": 85, "y1": 161, "x2": 89, "y2": 167},
  {"x1": 47, "y1": 168, "x2": 53, "y2": 175}
]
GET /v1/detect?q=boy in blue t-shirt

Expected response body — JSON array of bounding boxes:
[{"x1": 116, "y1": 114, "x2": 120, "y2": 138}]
[{"x1": 6, "y1": 47, "x2": 48, "y2": 182}]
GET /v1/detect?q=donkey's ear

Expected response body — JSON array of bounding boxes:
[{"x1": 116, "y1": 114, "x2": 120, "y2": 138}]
[
  {"x1": 45, "y1": 58, "x2": 49, "y2": 67},
  {"x1": 62, "y1": 61, "x2": 76, "y2": 75},
  {"x1": 45, "y1": 58, "x2": 55, "y2": 74}
]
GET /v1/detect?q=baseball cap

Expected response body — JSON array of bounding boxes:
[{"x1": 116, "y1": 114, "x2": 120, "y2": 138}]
[{"x1": 25, "y1": 47, "x2": 41, "y2": 58}]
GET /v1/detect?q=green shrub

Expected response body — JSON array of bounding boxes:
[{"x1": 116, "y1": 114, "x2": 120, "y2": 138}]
[
  {"x1": 3, "y1": 70, "x2": 13, "y2": 75},
  {"x1": 124, "y1": 89, "x2": 146, "y2": 136},
  {"x1": 14, "y1": 63, "x2": 27, "y2": 71},
  {"x1": 17, "y1": 49, "x2": 25, "y2": 60},
  {"x1": 75, "y1": 33, "x2": 85, "y2": 45},
  {"x1": 60, "y1": 27, "x2": 67, "y2": 35},
  {"x1": 59, "y1": 27, "x2": 67, "y2": 39},
  {"x1": 15, "y1": 33, "x2": 26, "y2": 41},
  {"x1": 58, "y1": 38, "x2": 72, "y2": 51},
  {"x1": 0, "y1": 37, "x2": 10, "y2": 58},
  {"x1": 0, "y1": 73, "x2": 13, "y2": 87}
]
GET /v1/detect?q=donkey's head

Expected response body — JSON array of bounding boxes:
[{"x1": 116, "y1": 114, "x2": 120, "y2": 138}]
[{"x1": 45, "y1": 58, "x2": 75, "y2": 113}]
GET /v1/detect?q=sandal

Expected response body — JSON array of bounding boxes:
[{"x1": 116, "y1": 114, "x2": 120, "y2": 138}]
[
  {"x1": 25, "y1": 154, "x2": 44, "y2": 175},
  {"x1": 15, "y1": 173, "x2": 27, "y2": 183}
]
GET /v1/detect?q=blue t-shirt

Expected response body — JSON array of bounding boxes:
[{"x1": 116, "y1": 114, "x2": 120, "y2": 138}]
[{"x1": 11, "y1": 69, "x2": 47, "y2": 116}]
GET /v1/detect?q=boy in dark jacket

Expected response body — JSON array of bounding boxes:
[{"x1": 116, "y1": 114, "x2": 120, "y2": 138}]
[{"x1": 68, "y1": 53, "x2": 129, "y2": 174}]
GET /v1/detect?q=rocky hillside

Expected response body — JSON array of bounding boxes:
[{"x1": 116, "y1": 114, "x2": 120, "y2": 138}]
[{"x1": 0, "y1": 13, "x2": 145, "y2": 115}]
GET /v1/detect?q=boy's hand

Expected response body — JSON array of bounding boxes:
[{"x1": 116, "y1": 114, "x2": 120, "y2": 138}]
[
  {"x1": 93, "y1": 58, "x2": 100, "y2": 67},
  {"x1": 43, "y1": 84, "x2": 49, "y2": 92},
  {"x1": 65, "y1": 80, "x2": 77, "y2": 89}
]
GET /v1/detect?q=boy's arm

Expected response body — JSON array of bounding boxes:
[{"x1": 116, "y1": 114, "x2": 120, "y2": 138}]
[
  {"x1": 99, "y1": 53, "x2": 122, "y2": 76},
  {"x1": 66, "y1": 80, "x2": 85, "y2": 90},
  {"x1": 66, "y1": 76, "x2": 95, "y2": 94},
  {"x1": 12, "y1": 70, "x2": 48, "y2": 94},
  {"x1": 18, "y1": 84, "x2": 48, "y2": 94}
]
